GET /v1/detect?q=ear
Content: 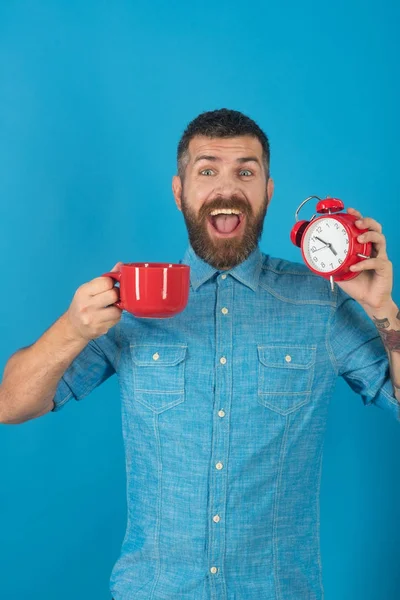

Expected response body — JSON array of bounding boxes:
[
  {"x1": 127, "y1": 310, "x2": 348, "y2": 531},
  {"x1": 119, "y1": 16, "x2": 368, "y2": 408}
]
[
  {"x1": 172, "y1": 175, "x2": 182, "y2": 211},
  {"x1": 266, "y1": 177, "x2": 274, "y2": 206}
]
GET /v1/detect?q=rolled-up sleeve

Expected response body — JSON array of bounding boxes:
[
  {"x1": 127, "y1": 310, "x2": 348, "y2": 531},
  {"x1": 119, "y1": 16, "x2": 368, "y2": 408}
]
[
  {"x1": 327, "y1": 287, "x2": 400, "y2": 423},
  {"x1": 51, "y1": 323, "x2": 120, "y2": 412}
]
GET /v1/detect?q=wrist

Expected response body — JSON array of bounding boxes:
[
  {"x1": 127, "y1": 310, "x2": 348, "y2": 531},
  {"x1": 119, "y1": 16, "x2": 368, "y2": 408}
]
[
  {"x1": 362, "y1": 299, "x2": 399, "y2": 322},
  {"x1": 59, "y1": 312, "x2": 89, "y2": 347}
]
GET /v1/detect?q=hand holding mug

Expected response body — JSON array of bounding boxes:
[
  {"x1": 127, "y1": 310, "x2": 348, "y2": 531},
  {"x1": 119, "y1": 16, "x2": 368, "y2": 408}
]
[{"x1": 65, "y1": 262, "x2": 124, "y2": 342}]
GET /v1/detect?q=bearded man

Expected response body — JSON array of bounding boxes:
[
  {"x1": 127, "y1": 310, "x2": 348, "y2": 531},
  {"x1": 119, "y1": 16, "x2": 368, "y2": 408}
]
[{"x1": 2, "y1": 108, "x2": 399, "y2": 600}]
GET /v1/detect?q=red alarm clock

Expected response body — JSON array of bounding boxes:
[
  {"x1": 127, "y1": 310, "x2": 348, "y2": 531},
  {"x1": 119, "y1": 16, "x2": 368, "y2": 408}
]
[{"x1": 290, "y1": 196, "x2": 372, "y2": 291}]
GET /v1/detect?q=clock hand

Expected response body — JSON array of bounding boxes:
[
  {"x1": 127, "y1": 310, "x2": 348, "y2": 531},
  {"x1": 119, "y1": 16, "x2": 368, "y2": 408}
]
[
  {"x1": 314, "y1": 235, "x2": 338, "y2": 256},
  {"x1": 314, "y1": 236, "x2": 329, "y2": 246},
  {"x1": 312, "y1": 244, "x2": 329, "y2": 253}
]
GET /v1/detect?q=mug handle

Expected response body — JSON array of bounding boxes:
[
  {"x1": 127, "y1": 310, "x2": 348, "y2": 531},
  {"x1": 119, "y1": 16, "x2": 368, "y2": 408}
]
[{"x1": 101, "y1": 271, "x2": 124, "y2": 310}]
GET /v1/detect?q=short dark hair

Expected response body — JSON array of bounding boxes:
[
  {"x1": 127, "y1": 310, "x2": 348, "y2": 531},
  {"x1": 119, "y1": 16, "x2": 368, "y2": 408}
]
[{"x1": 177, "y1": 108, "x2": 270, "y2": 180}]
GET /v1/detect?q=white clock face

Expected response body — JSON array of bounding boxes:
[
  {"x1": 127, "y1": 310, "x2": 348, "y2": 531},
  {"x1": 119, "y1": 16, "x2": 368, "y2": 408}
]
[{"x1": 302, "y1": 218, "x2": 350, "y2": 273}]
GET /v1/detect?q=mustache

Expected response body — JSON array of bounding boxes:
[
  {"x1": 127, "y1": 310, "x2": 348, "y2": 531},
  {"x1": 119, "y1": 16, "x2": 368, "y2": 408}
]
[{"x1": 199, "y1": 195, "x2": 251, "y2": 220}]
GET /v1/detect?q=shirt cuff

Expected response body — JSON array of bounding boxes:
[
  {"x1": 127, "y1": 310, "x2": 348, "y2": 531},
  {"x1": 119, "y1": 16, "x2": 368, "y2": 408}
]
[{"x1": 51, "y1": 376, "x2": 75, "y2": 412}]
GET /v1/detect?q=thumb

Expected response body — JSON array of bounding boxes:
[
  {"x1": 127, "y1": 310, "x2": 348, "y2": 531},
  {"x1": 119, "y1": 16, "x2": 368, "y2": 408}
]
[{"x1": 110, "y1": 261, "x2": 123, "y2": 272}]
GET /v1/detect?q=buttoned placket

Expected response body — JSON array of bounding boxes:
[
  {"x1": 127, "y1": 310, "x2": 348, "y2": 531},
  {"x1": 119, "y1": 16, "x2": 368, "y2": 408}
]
[{"x1": 207, "y1": 272, "x2": 233, "y2": 600}]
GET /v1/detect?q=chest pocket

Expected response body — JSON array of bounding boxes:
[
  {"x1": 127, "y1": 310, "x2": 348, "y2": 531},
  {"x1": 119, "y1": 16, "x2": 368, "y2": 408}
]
[
  {"x1": 257, "y1": 344, "x2": 316, "y2": 416},
  {"x1": 130, "y1": 344, "x2": 187, "y2": 414}
]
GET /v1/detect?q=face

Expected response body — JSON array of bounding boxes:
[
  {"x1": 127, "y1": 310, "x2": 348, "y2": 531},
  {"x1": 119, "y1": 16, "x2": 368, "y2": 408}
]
[{"x1": 172, "y1": 135, "x2": 274, "y2": 270}]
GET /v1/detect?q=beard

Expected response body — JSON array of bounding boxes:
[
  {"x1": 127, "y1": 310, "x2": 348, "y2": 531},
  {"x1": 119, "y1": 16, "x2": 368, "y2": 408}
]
[{"x1": 180, "y1": 188, "x2": 269, "y2": 270}]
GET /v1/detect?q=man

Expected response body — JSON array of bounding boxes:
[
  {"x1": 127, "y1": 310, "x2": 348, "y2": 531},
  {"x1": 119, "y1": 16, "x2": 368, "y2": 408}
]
[{"x1": 1, "y1": 108, "x2": 399, "y2": 600}]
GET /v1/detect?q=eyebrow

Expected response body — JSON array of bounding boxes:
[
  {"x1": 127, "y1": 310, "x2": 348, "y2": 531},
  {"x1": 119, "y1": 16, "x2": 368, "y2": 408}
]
[{"x1": 193, "y1": 155, "x2": 261, "y2": 167}]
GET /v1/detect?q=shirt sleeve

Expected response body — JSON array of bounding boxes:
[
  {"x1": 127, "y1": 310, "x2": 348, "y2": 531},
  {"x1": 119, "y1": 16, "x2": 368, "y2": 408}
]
[
  {"x1": 51, "y1": 322, "x2": 120, "y2": 412},
  {"x1": 327, "y1": 286, "x2": 400, "y2": 423}
]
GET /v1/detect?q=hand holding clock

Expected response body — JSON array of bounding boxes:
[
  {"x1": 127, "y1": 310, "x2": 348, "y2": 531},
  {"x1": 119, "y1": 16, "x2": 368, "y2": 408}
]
[
  {"x1": 336, "y1": 207, "x2": 393, "y2": 313},
  {"x1": 291, "y1": 196, "x2": 395, "y2": 312}
]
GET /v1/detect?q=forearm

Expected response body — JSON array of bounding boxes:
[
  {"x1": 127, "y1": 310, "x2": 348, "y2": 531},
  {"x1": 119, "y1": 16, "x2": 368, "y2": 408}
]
[
  {"x1": 363, "y1": 299, "x2": 400, "y2": 401},
  {"x1": 0, "y1": 312, "x2": 88, "y2": 424}
]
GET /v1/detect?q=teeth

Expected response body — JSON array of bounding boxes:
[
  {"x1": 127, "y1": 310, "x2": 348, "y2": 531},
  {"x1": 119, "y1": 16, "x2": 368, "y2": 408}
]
[{"x1": 209, "y1": 209, "x2": 241, "y2": 216}]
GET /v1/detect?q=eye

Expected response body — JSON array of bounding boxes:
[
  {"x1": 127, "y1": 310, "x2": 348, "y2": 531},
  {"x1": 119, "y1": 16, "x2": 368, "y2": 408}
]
[
  {"x1": 200, "y1": 169, "x2": 214, "y2": 176},
  {"x1": 239, "y1": 169, "x2": 253, "y2": 177}
]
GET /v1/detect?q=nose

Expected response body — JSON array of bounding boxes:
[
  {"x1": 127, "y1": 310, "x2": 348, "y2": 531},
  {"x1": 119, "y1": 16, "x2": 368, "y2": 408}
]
[{"x1": 212, "y1": 180, "x2": 243, "y2": 201}]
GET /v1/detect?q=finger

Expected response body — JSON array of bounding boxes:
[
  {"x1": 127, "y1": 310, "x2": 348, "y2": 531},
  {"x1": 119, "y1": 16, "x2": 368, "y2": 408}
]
[
  {"x1": 347, "y1": 207, "x2": 363, "y2": 219},
  {"x1": 92, "y1": 287, "x2": 120, "y2": 308},
  {"x1": 354, "y1": 216, "x2": 382, "y2": 233},
  {"x1": 88, "y1": 276, "x2": 117, "y2": 296},
  {"x1": 349, "y1": 257, "x2": 390, "y2": 273},
  {"x1": 92, "y1": 262, "x2": 123, "y2": 296},
  {"x1": 357, "y1": 231, "x2": 387, "y2": 257}
]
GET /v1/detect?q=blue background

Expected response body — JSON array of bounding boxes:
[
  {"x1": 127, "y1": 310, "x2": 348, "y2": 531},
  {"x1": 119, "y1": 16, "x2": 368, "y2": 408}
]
[{"x1": 1, "y1": 0, "x2": 399, "y2": 598}]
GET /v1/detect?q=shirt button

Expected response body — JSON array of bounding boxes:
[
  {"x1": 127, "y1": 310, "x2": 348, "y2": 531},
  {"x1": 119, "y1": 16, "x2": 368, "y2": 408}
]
[
  {"x1": 218, "y1": 409, "x2": 225, "y2": 418},
  {"x1": 216, "y1": 462, "x2": 223, "y2": 470},
  {"x1": 285, "y1": 355, "x2": 292, "y2": 363},
  {"x1": 220, "y1": 356, "x2": 227, "y2": 365},
  {"x1": 221, "y1": 274, "x2": 227, "y2": 280},
  {"x1": 213, "y1": 514, "x2": 220, "y2": 523},
  {"x1": 210, "y1": 566, "x2": 218, "y2": 574},
  {"x1": 221, "y1": 307, "x2": 228, "y2": 315},
  {"x1": 153, "y1": 352, "x2": 160, "y2": 361}
]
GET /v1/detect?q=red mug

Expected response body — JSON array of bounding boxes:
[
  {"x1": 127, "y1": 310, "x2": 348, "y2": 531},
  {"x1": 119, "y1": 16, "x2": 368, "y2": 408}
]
[{"x1": 101, "y1": 262, "x2": 190, "y2": 318}]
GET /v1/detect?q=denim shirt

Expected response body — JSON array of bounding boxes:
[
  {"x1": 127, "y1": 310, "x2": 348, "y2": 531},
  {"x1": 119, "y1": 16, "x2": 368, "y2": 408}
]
[{"x1": 52, "y1": 243, "x2": 398, "y2": 600}]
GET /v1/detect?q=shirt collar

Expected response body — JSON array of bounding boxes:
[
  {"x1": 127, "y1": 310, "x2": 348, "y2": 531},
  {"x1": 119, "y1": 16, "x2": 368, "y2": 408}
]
[{"x1": 181, "y1": 243, "x2": 264, "y2": 292}]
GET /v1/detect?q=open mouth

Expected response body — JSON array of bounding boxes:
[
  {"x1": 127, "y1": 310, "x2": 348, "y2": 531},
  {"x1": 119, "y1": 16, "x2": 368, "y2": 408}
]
[{"x1": 207, "y1": 209, "x2": 245, "y2": 237}]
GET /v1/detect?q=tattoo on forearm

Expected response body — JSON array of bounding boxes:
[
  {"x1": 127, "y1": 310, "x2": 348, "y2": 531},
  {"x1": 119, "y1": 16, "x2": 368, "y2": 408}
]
[
  {"x1": 373, "y1": 316, "x2": 390, "y2": 329},
  {"x1": 373, "y1": 314, "x2": 400, "y2": 398},
  {"x1": 373, "y1": 316, "x2": 400, "y2": 351}
]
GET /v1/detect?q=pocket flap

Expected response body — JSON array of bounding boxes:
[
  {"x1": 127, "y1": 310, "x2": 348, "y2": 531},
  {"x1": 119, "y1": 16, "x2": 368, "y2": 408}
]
[
  {"x1": 257, "y1": 345, "x2": 316, "y2": 369},
  {"x1": 130, "y1": 344, "x2": 187, "y2": 367}
]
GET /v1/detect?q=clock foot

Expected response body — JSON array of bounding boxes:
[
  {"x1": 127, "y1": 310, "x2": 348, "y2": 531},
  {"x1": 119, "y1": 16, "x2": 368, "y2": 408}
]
[
  {"x1": 357, "y1": 253, "x2": 369, "y2": 259},
  {"x1": 330, "y1": 276, "x2": 335, "y2": 292}
]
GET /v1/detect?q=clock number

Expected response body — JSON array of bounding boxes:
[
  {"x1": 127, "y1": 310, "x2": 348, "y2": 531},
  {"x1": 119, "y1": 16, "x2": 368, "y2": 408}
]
[
  {"x1": 321, "y1": 262, "x2": 326, "y2": 268},
  {"x1": 334, "y1": 223, "x2": 339, "y2": 229},
  {"x1": 311, "y1": 246, "x2": 317, "y2": 252},
  {"x1": 329, "y1": 263, "x2": 334, "y2": 269},
  {"x1": 316, "y1": 226, "x2": 322, "y2": 233},
  {"x1": 344, "y1": 248, "x2": 348, "y2": 255},
  {"x1": 338, "y1": 258, "x2": 342, "y2": 264},
  {"x1": 345, "y1": 238, "x2": 349, "y2": 244},
  {"x1": 313, "y1": 256, "x2": 318, "y2": 262},
  {"x1": 342, "y1": 229, "x2": 346, "y2": 235}
]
